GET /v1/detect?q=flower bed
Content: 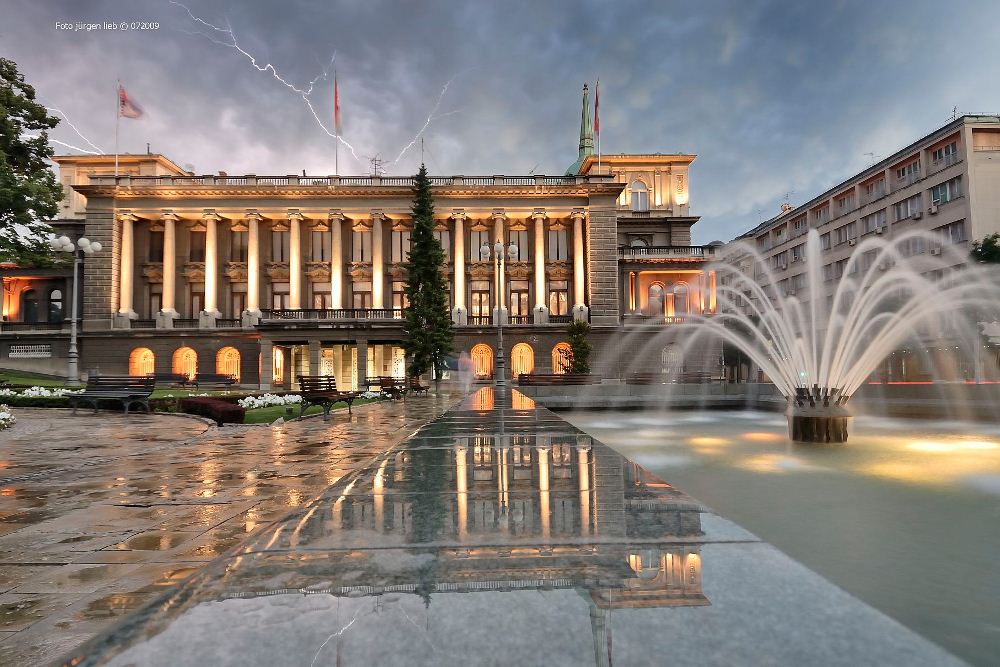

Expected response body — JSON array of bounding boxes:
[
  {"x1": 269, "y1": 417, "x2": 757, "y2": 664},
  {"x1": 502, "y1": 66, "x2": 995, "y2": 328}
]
[
  {"x1": 0, "y1": 386, "x2": 83, "y2": 398},
  {"x1": 0, "y1": 405, "x2": 14, "y2": 430},
  {"x1": 238, "y1": 393, "x2": 303, "y2": 409}
]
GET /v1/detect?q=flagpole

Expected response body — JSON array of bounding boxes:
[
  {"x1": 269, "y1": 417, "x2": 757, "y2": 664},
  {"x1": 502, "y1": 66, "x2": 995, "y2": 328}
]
[
  {"x1": 114, "y1": 80, "x2": 120, "y2": 177},
  {"x1": 596, "y1": 80, "x2": 601, "y2": 175},
  {"x1": 334, "y1": 69, "x2": 340, "y2": 175}
]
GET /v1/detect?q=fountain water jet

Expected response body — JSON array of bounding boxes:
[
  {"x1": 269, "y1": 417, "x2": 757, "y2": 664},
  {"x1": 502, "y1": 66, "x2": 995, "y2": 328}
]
[{"x1": 682, "y1": 228, "x2": 1000, "y2": 443}]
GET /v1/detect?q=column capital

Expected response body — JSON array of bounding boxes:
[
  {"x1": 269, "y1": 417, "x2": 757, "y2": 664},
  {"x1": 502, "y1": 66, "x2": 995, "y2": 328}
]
[
  {"x1": 161, "y1": 210, "x2": 179, "y2": 222},
  {"x1": 531, "y1": 208, "x2": 547, "y2": 221},
  {"x1": 245, "y1": 209, "x2": 263, "y2": 222},
  {"x1": 328, "y1": 208, "x2": 345, "y2": 221},
  {"x1": 370, "y1": 209, "x2": 386, "y2": 222},
  {"x1": 451, "y1": 209, "x2": 467, "y2": 222},
  {"x1": 116, "y1": 210, "x2": 138, "y2": 223},
  {"x1": 491, "y1": 208, "x2": 507, "y2": 222},
  {"x1": 571, "y1": 208, "x2": 587, "y2": 222},
  {"x1": 287, "y1": 209, "x2": 304, "y2": 221},
  {"x1": 202, "y1": 209, "x2": 222, "y2": 222}
]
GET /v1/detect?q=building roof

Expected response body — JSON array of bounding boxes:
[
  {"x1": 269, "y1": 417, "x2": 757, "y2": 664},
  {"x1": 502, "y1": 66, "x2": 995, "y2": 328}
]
[{"x1": 51, "y1": 153, "x2": 191, "y2": 176}]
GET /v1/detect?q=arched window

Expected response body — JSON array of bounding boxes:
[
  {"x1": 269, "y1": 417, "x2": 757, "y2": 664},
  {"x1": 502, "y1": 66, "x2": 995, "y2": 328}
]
[
  {"x1": 129, "y1": 347, "x2": 155, "y2": 376},
  {"x1": 629, "y1": 238, "x2": 649, "y2": 248},
  {"x1": 471, "y1": 344, "x2": 494, "y2": 380},
  {"x1": 216, "y1": 346, "x2": 241, "y2": 382},
  {"x1": 661, "y1": 344, "x2": 681, "y2": 374},
  {"x1": 511, "y1": 343, "x2": 534, "y2": 377},
  {"x1": 272, "y1": 347, "x2": 285, "y2": 385},
  {"x1": 22, "y1": 290, "x2": 39, "y2": 323},
  {"x1": 673, "y1": 282, "x2": 690, "y2": 315},
  {"x1": 552, "y1": 342, "x2": 572, "y2": 374},
  {"x1": 172, "y1": 346, "x2": 198, "y2": 380},
  {"x1": 630, "y1": 181, "x2": 649, "y2": 212},
  {"x1": 647, "y1": 283, "x2": 665, "y2": 316},
  {"x1": 49, "y1": 289, "x2": 64, "y2": 323}
]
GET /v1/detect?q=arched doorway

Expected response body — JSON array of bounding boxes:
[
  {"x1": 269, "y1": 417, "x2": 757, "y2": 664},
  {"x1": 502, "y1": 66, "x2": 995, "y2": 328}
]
[
  {"x1": 216, "y1": 346, "x2": 241, "y2": 381},
  {"x1": 129, "y1": 347, "x2": 155, "y2": 376},
  {"x1": 661, "y1": 344, "x2": 681, "y2": 374},
  {"x1": 673, "y1": 282, "x2": 690, "y2": 315},
  {"x1": 511, "y1": 343, "x2": 534, "y2": 377},
  {"x1": 22, "y1": 290, "x2": 39, "y2": 323},
  {"x1": 630, "y1": 180, "x2": 649, "y2": 211},
  {"x1": 49, "y1": 289, "x2": 64, "y2": 323},
  {"x1": 273, "y1": 347, "x2": 285, "y2": 385},
  {"x1": 552, "y1": 342, "x2": 572, "y2": 374},
  {"x1": 471, "y1": 344, "x2": 494, "y2": 380},
  {"x1": 172, "y1": 346, "x2": 198, "y2": 380}
]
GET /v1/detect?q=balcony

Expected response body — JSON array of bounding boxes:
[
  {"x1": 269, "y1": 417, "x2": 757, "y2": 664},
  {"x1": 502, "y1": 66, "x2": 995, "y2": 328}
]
[
  {"x1": 622, "y1": 313, "x2": 691, "y2": 325},
  {"x1": 619, "y1": 245, "x2": 718, "y2": 261},
  {"x1": 261, "y1": 308, "x2": 403, "y2": 322},
  {"x1": 0, "y1": 321, "x2": 66, "y2": 333}
]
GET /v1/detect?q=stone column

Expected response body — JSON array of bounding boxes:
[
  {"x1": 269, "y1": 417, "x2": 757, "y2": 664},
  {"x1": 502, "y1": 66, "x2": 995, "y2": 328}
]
[
  {"x1": 288, "y1": 210, "x2": 302, "y2": 310},
  {"x1": 116, "y1": 212, "x2": 137, "y2": 322},
  {"x1": 160, "y1": 211, "x2": 178, "y2": 318},
  {"x1": 455, "y1": 440, "x2": 469, "y2": 541},
  {"x1": 537, "y1": 439, "x2": 551, "y2": 539},
  {"x1": 576, "y1": 439, "x2": 591, "y2": 536},
  {"x1": 259, "y1": 339, "x2": 273, "y2": 390},
  {"x1": 372, "y1": 211, "x2": 385, "y2": 309},
  {"x1": 202, "y1": 210, "x2": 221, "y2": 318},
  {"x1": 492, "y1": 209, "x2": 507, "y2": 323},
  {"x1": 308, "y1": 339, "x2": 321, "y2": 375},
  {"x1": 628, "y1": 271, "x2": 637, "y2": 313},
  {"x1": 532, "y1": 209, "x2": 548, "y2": 323},
  {"x1": 452, "y1": 210, "x2": 467, "y2": 324},
  {"x1": 330, "y1": 210, "x2": 344, "y2": 309},
  {"x1": 571, "y1": 209, "x2": 588, "y2": 321},
  {"x1": 356, "y1": 338, "x2": 368, "y2": 392},
  {"x1": 708, "y1": 270, "x2": 717, "y2": 313},
  {"x1": 246, "y1": 211, "x2": 262, "y2": 317}
]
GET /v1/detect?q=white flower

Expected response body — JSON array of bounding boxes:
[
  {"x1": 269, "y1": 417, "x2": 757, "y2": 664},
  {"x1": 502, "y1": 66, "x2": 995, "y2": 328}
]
[
  {"x1": 0, "y1": 405, "x2": 15, "y2": 430},
  {"x1": 237, "y1": 393, "x2": 304, "y2": 409}
]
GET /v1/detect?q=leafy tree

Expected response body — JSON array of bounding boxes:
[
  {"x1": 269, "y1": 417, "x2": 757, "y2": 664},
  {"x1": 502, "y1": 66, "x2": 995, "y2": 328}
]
[
  {"x1": 565, "y1": 320, "x2": 593, "y2": 374},
  {"x1": 971, "y1": 233, "x2": 1000, "y2": 264},
  {"x1": 0, "y1": 58, "x2": 61, "y2": 266},
  {"x1": 402, "y1": 164, "x2": 454, "y2": 382}
]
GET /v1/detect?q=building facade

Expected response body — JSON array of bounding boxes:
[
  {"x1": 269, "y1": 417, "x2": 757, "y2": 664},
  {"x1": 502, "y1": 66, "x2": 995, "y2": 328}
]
[
  {"x1": 1, "y1": 87, "x2": 722, "y2": 387},
  {"x1": 732, "y1": 115, "x2": 1000, "y2": 382}
]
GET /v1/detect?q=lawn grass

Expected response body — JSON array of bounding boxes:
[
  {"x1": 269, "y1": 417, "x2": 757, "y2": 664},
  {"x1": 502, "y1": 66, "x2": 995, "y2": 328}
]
[
  {"x1": 242, "y1": 397, "x2": 379, "y2": 424},
  {"x1": 150, "y1": 388, "x2": 243, "y2": 399},
  {"x1": 0, "y1": 370, "x2": 67, "y2": 387}
]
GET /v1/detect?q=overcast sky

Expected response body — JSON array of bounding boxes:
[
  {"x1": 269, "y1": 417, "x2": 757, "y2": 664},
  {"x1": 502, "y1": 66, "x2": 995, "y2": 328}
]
[{"x1": 5, "y1": 0, "x2": 1000, "y2": 242}]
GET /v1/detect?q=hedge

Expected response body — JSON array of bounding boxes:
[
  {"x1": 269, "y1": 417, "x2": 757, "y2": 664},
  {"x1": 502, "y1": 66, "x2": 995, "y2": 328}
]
[{"x1": 180, "y1": 397, "x2": 246, "y2": 425}]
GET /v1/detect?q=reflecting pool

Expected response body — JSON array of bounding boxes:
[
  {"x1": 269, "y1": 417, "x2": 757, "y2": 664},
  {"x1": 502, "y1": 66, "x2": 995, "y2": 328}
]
[{"x1": 564, "y1": 409, "x2": 1000, "y2": 667}]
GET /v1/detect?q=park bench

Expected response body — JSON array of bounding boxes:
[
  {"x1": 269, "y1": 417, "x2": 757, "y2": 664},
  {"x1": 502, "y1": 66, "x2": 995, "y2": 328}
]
[
  {"x1": 193, "y1": 373, "x2": 239, "y2": 387},
  {"x1": 379, "y1": 376, "x2": 407, "y2": 400},
  {"x1": 517, "y1": 373, "x2": 600, "y2": 386},
  {"x1": 407, "y1": 376, "x2": 429, "y2": 395},
  {"x1": 70, "y1": 375, "x2": 156, "y2": 415},
  {"x1": 147, "y1": 372, "x2": 196, "y2": 387},
  {"x1": 297, "y1": 375, "x2": 360, "y2": 417},
  {"x1": 625, "y1": 372, "x2": 669, "y2": 385}
]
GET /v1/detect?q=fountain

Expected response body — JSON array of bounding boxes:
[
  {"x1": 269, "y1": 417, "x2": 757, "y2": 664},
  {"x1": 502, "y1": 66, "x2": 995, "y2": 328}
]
[{"x1": 653, "y1": 228, "x2": 1000, "y2": 443}]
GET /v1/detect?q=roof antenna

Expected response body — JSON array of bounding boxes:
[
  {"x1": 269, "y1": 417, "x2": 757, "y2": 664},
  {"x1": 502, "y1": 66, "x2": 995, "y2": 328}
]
[
  {"x1": 952, "y1": 106, "x2": 959, "y2": 121},
  {"x1": 863, "y1": 152, "x2": 880, "y2": 166},
  {"x1": 146, "y1": 142, "x2": 151, "y2": 155}
]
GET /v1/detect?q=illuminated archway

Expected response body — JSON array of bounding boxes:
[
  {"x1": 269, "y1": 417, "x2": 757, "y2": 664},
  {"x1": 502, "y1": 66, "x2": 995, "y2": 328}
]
[
  {"x1": 216, "y1": 346, "x2": 241, "y2": 382},
  {"x1": 172, "y1": 346, "x2": 198, "y2": 380},
  {"x1": 647, "y1": 282, "x2": 665, "y2": 316},
  {"x1": 471, "y1": 343, "x2": 494, "y2": 380},
  {"x1": 511, "y1": 343, "x2": 534, "y2": 377},
  {"x1": 673, "y1": 282, "x2": 690, "y2": 315},
  {"x1": 128, "y1": 347, "x2": 155, "y2": 376},
  {"x1": 552, "y1": 342, "x2": 572, "y2": 374},
  {"x1": 273, "y1": 347, "x2": 285, "y2": 385}
]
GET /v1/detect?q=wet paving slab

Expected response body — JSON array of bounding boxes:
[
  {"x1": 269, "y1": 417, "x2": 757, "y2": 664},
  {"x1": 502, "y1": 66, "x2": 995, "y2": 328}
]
[
  {"x1": 54, "y1": 388, "x2": 965, "y2": 666},
  {"x1": 0, "y1": 397, "x2": 458, "y2": 666}
]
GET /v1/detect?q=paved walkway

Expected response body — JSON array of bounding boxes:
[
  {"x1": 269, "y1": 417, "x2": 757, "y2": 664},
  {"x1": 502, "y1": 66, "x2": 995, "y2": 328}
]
[{"x1": 0, "y1": 396, "x2": 458, "y2": 666}]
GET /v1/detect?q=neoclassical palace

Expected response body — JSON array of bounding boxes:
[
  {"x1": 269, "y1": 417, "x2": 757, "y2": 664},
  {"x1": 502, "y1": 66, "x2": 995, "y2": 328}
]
[{"x1": 1, "y1": 87, "x2": 722, "y2": 387}]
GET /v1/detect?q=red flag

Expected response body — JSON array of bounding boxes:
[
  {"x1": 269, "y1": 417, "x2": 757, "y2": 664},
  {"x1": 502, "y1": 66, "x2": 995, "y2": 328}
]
[
  {"x1": 118, "y1": 84, "x2": 144, "y2": 119},
  {"x1": 334, "y1": 73, "x2": 342, "y2": 135},
  {"x1": 594, "y1": 80, "x2": 600, "y2": 136}
]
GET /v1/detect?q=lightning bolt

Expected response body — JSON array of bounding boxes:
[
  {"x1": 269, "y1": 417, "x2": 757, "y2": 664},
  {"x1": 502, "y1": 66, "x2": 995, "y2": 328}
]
[
  {"x1": 169, "y1": 0, "x2": 358, "y2": 160},
  {"x1": 49, "y1": 138, "x2": 101, "y2": 155},
  {"x1": 44, "y1": 106, "x2": 104, "y2": 154},
  {"x1": 310, "y1": 612, "x2": 358, "y2": 667},
  {"x1": 390, "y1": 74, "x2": 465, "y2": 165}
]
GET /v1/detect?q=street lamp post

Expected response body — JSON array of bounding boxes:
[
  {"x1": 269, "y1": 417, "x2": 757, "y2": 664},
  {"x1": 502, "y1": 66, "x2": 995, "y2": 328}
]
[
  {"x1": 49, "y1": 235, "x2": 102, "y2": 386},
  {"x1": 481, "y1": 238, "x2": 518, "y2": 387}
]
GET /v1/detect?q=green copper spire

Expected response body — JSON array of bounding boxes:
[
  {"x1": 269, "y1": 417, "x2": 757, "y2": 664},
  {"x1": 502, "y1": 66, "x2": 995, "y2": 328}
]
[{"x1": 565, "y1": 83, "x2": 594, "y2": 175}]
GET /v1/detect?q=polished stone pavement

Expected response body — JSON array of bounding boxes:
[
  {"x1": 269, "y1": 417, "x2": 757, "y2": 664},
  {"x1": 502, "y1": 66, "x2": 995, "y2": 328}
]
[
  {"x1": 57, "y1": 388, "x2": 963, "y2": 666},
  {"x1": 0, "y1": 397, "x2": 457, "y2": 666}
]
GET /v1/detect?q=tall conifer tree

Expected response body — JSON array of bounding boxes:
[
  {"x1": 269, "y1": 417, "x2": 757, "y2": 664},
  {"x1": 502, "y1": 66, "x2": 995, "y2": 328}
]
[{"x1": 402, "y1": 164, "x2": 453, "y2": 382}]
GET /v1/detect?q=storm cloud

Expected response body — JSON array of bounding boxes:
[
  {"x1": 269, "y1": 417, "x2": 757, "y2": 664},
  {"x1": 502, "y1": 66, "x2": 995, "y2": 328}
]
[{"x1": 5, "y1": 0, "x2": 999, "y2": 242}]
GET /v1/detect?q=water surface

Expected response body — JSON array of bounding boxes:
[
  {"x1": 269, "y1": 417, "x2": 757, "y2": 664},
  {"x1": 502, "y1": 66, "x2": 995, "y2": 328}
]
[{"x1": 564, "y1": 409, "x2": 1000, "y2": 666}]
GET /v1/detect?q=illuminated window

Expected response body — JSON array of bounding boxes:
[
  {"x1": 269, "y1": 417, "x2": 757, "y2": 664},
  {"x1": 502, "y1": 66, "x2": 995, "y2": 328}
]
[
  {"x1": 630, "y1": 181, "x2": 649, "y2": 211},
  {"x1": 352, "y1": 281, "x2": 372, "y2": 309},
  {"x1": 471, "y1": 343, "x2": 494, "y2": 379},
  {"x1": 172, "y1": 346, "x2": 198, "y2": 380},
  {"x1": 216, "y1": 346, "x2": 241, "y2": 382},
  {"x1": 511, "y1": 343, "x2": 534, "y2": 376},
  {"x1": 470, "y1": 280, "x2": 491, "y2": 318},
  {"x1": 271, "y1": 230, "x2": 290, "y2": 262},
  {"x1": 129, "y1": 347, "x2": 155, "y2": 376},
  {"x1": 391, "y1": 229, "x2": 411, "y2": 263},
  {"x1": 548, "y1": 280, "x2": 568, "y2": 315},
  {"x1": 509, "y1": 280, "x2": 529, "y2": 318},
  {"x1": 352, "y1": 230, "x2": 372, "y2": 262}
]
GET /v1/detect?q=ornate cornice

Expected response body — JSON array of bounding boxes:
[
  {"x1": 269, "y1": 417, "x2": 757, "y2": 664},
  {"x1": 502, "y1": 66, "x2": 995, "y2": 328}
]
[
  {"x1": 141, "y1": 262, "x2": 164, "y2": 283},
  {"x1": 469, "y1": 262, "x2": 494, "y2": 279},
  {"x1": 180, "y1": 262, "x2": 206, "y2": 281},
  {"x1": 265, "y1": 261, "x2": 289, "y2": 280},
  {"x1": 388, "y1": 263, "x2": 408, "y2": 281},
  {"x1": 546, "y1": 260, "x2": 572, "y2": 279},
  {"x1": 348, "y1": 262, "x2": 372, "y2": 280},
  {"x1": 507, "y1": 261, "x2": 531, "y2": 279},
  {"x1": 305, "y1": 260, "x2": 331, "y2": 281}
]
